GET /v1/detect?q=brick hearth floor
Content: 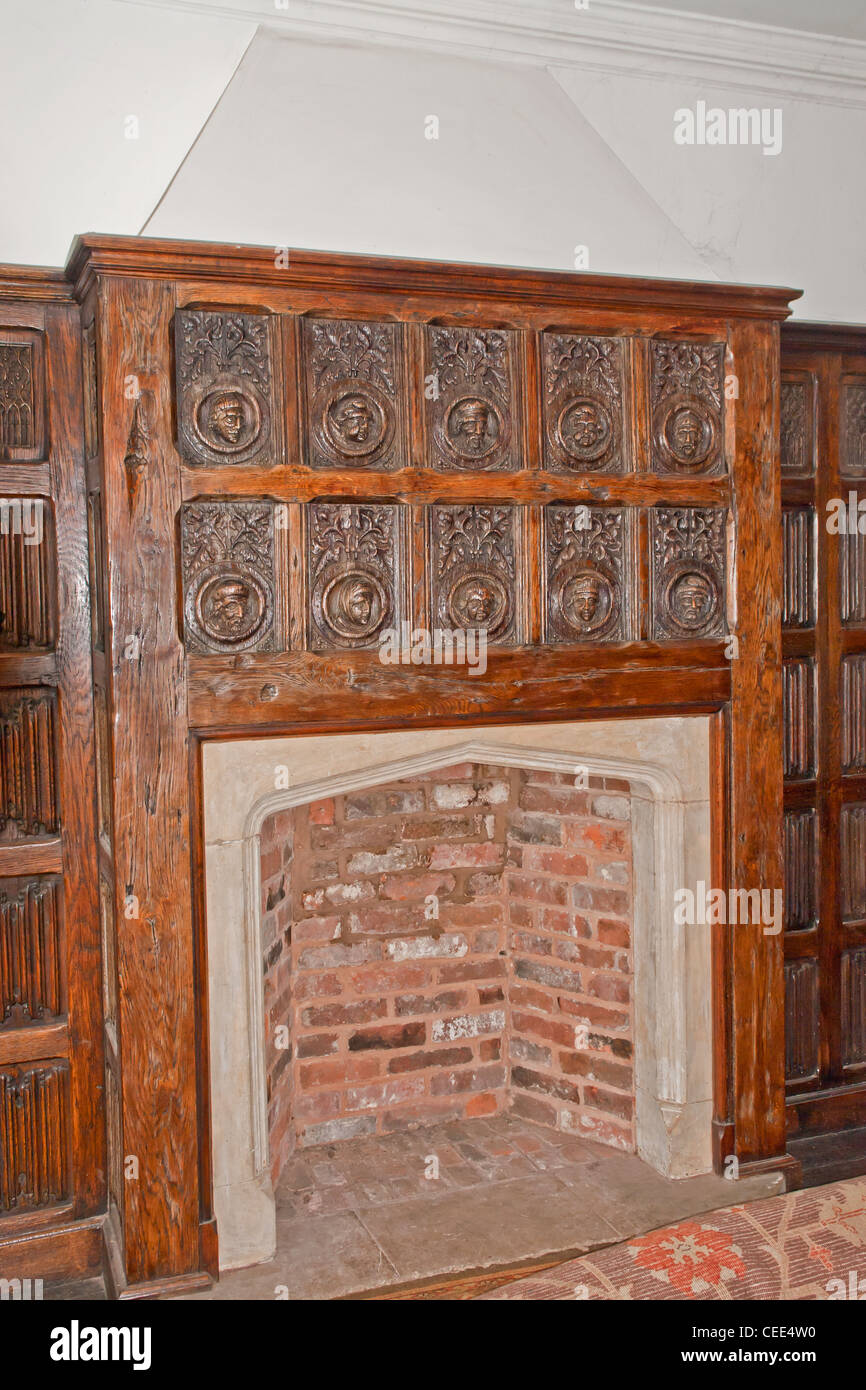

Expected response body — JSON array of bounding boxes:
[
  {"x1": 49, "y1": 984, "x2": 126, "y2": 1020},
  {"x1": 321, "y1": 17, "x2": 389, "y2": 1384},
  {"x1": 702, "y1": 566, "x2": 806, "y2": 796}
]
[{"x1": 177, "y1": 1114, "x2": 782, "y2": 1301}]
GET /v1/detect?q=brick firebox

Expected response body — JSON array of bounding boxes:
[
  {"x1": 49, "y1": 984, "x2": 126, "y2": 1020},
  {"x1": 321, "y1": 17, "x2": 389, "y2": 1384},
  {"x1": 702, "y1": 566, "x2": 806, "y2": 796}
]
[{"x1": 260, "y1": 762, "x2": 635, "y2": 1183}]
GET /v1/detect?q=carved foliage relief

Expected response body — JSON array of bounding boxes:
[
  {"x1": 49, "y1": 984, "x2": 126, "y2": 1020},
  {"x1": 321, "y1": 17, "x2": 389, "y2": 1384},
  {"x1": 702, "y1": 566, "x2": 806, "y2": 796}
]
[
  {"x1": 175, "y1": 310, "x2": 274, "y2": 467},
  {"x1": 302, "y1": 318, "x2": 405, "y2": 470},
  {"x1": 650, "y1": 507, "x2": 727, "y2": 639},
  {"x1": 842, "y1": 379, "x2": 866, "y2": 478},
  {"x1": 181, "y1": 501, "x2": 276, "y2": 653},
  {"x1": 425, "y1": 327, "x2": 518, "y2": 472},
  {"x1": 781, "y1": 376, "x2": 814, "y2": 478},
  {"x1": 546, "y1": 506, "x2": 629, "y2": 643},
  {"x1": 650, "y1": 339, "x2": 725, "y2": 476},
  {"x1": 542, "y1": 335, "x2": 624, "y2": 473},
  {"x1": 0, "y1": 330, "x2": 44, "y2": 460},
  {"x1": 430, "y1": 505, "x2": 516, "y2": 644},
  {"x1": 308, "y1": 503, "x2": 400, "y2": 651}
]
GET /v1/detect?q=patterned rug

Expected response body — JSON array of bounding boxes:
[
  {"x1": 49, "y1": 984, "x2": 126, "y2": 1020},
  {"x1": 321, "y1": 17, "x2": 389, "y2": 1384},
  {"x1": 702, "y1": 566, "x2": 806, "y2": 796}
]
[{"x1": 474, "y1": 1177, "x2": 866, "y2": 1300}]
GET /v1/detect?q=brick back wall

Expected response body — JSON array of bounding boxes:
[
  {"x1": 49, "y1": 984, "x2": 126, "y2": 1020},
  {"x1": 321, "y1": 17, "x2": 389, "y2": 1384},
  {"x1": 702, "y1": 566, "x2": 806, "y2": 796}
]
[{"x1": 259, "y1": 761, "x2": 635, "y2": 1178}]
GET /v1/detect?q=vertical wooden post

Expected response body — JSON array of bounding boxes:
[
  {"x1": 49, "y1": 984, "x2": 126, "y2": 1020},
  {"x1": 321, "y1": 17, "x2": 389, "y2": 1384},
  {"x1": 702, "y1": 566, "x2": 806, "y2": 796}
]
[{"x1": 98, "y1": 277, "x2": 201, "y2": 1288}]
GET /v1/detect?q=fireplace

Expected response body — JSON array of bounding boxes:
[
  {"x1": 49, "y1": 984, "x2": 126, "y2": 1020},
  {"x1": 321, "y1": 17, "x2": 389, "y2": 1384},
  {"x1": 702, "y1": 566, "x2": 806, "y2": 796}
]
[{"x1": 203, "y1": 717, "x2": 711, "y2": 1269}]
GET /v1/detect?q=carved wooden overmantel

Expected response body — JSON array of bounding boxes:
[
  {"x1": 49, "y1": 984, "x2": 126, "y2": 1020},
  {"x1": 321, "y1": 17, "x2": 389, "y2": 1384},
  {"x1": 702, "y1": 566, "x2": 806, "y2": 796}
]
[{"x1": 0, "y1": 236, "x2": 799, "y2": 1297}]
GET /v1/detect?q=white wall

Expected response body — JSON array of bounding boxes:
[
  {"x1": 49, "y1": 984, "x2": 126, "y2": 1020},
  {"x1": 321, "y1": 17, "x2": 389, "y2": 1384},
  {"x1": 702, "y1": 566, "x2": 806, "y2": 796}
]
[{"x1": 2, "y1": 0, "x2": 865, "y2": 320}]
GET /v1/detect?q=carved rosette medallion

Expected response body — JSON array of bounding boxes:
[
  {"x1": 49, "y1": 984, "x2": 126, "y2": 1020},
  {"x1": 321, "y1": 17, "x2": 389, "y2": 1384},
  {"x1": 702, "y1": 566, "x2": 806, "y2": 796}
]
[
  {"x1": 425, "y1": 328, "x2": 517, "y2": 472},
  {"x1": 308, "y1": 503, "x2": 400, "y2": 651},
  {"x1": 430, "y1": 505, "x2": 516, "y2": 644},
  {"x1": 542, "y1": 334, "x2": 624, "y2": 473},
  {"x1": 650, "y1": 507, "x2": 727, "y2": 640},
  {"x1": 650, "y1": 340, "x2": 725, "y2": 476},
  {"x1": 842, "y1": 380, "x2": 866, "y2": 478},
  {"x1": 545, "y1": 506, "x2": 629, "y2": 643},
  {"x1": 302, "y1": 318, "x2": 405, "y2": 470},
  {"x1": 180, "y1": 501, "x2": 276, "y2": 653},
  {"x1": 175, "y1": 310, "x2": 273, "y2": 467}
]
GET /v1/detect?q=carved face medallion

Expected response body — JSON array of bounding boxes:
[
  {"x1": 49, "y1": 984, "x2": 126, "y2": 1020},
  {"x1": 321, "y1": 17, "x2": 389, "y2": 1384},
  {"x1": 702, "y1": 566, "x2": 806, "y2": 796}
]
[
  {"x1": 444, "y1": 396, "x2": 502, "y2": 463},
  {"x1": 560, "y1": 569, "x2": 615, "y2": 635},
  {"x1": 657, "y1": 396, "x2": 716, "y2": 472},
  {"x1": 193, "y1": 568, "x2": 269, "y2": 648},
  {"x1": 195, "y1": 388, "x2": 261, "y2": 455},
  {"x1": 321, "y1": 570, "x2": 388, "y2": 642},
  {"x1": 323, "y1": 391, "x2": 386, "y2": 458},
  {"x1": 665, "y1": 569, "x2": 717, "y2": 632},
  {"x1": 557, "y1": 397, "x2": 613, "y2": 466},
  {"x1": 447, "y1": 571, "x2": 510, "y2": 637}
]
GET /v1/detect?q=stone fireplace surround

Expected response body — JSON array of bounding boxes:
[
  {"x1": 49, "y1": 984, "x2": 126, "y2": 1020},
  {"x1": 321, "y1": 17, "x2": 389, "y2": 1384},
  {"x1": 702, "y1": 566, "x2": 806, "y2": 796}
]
[{"x1": 204, "y1": 715, "x2": 711, "y2": 1271}]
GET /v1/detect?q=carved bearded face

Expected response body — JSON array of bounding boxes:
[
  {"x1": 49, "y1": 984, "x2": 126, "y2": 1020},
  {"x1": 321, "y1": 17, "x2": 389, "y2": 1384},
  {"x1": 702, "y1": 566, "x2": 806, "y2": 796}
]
[
  {"x1": 210, "y1": 392, "x2": 245, "y2": 445},
  {"x1": 671, "y1": 572, "x2": 712, "y2": 626},
  {"x1": 453, "y1": 400, "x2": 490, "y2": 449},
  {"x1": 210, "y1": 579, "x2": 250, "y2": 632},
  {"x1": 571, "y1": 574, "x2": 601, "y2": 624},
  {"x1": 671, "y1": 407, "x2": 703, "y2": 460}
]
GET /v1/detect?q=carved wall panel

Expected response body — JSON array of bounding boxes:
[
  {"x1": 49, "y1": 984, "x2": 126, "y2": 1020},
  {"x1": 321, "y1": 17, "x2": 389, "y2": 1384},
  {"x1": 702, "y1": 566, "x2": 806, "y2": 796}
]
[
  {"x1": 175, "y1": 309, "x2": 275, "y2": 467},
  {"x1": 0, "y1": 1061, "x2": 69, "y2": 1211},
  {"x1": 784, "y1": 959, "x2": 820, "y2": 1081},
  {"x1": 840, "y1": 803, "x2": 866, "y2": 922},
  {"x1": 301, "y1": 317, "x2": 406, "y2": 471},
  {"x1": 842, "y1": 379, "x2": 866, "y2": 478},
  {"x1": 650, "y1": 339, "x2": 725, "y2": 476},
  {"x1": 0, "y1": 877, "x2": 63, "y2": 1027},
  {"x1": 780, "y1": 375, "x2": 814, "y2": 478},
  {"x1": 841, "y1": 947, "x2": 866, "y2": 1067},
  {"x1": 782, "y1": 506, "x2": 816, "y2": 629},
  {"x1": 784, "y1": 809, "x2": 818, "y2": 933},
  {"x1": 0, "y1": 328, "x2": 45, "y2": 462},
  {"x1": 841, "y1": 653, "x2": 866, "y2": 773},
  {"x1": 840, "y1": 525, "x2": 866, "y2": 625},
  {"x1": 429, "y1": 504, "x2": 517, "y2": 645},
  {"x1": 424, "y1": 327, "x2": 519, "y2": 472},
  {"x1": 541, "y1": 334, "x2": 625, "y2": 474},
  {"x1": 180, "y1": 501, "x2": 276, "y2": 654},
  {"x1": 94, "y1": 685, "x2": 112, "y2": 847},
  {"x1": 545, "y1": 504, "x2": 631, "y2": 643},
  {"x1": 0, "y1": 688, "x2": 58, "y2": 837},
  {"x1": 649, "y1": 506, "x2": 727, "y2": 639},
  {"x1": 0, "y1": 505, "x2": 54, "y2": 649},
  {"x1": 307, "y1": 502, "x2": 401, "y2": 651},
  {"x1": 783, "y1": 658, "x2": 816, "y2": 780}
]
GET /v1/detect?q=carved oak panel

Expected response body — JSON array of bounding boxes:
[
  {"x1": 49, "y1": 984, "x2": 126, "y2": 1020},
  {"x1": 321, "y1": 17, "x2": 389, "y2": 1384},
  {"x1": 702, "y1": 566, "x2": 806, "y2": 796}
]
[
  {"x1": 175, "y1": 309, "x2": 275, "y2": 467},
  {"x1": 783, "y1": 809, "x2": 818, "y2": 933},
  {"x1": 0, "y1": 328, "x2": 45, "y2": 462},
  {"x1": 782, "y1": 505, "x2": 816, "y2": 629},
  {"x1": 424, "y1": 327, "x2": 519, "y2": 472},
  {"x1": 840, "y1": 803, "x2": 866, "y2": 922},
  {"x1": 0, "y1": 1061, "x2": 69, "y2": 1211},
  {"x1": 541, "y1": 334, "x2": 625, "y2": 474},
  {"x1": 0, "y1": 502, "x2": 54, "y2": 649},
  {"x1": 840, "y1": 523, "x2": 866, "y2": 625},
  {"x1": 784, "y1": 959, "x2": 820, "y2": 1081},
  {"x1": 841, "y1": 653, "x2": 866, "y2": 773},
  {"x1": 781, "y1": 374, "x2": 814, "y2": 478},
  {"x1": 649, "y1": 506, "x2": 727, "y2": 639},
  {"x1": 0, "y1": 877, "x2": 63, "y2": 1027},
  {"x1": 841, "y1": 947, "x2": 866, "y2": 1067},
  {"x1": 307, "y1": 502, "x2": 402, "y2": 651},
  {"x1": 429, "y1": 504, "x2": 517, "y2": 645},
  {"x1": 650, "y1": 339, "x2": 725, "y2": 476},
  {"x1": 545, "y1": 504, "x2": 631, "y2": 643},
  {"x1": 783, "y1": 658, "x2": 816, "y2": 780},
  {"x1": 82, "y1": 320, "x2": 99, "y2": 461},
  {"x1": 180, "y1": 501, "x2": 276, "y2": 654},
  {"x1": 0, "y1": 688, "x2": 58, "y2": 836},
  {"x1": 301, "y1": 318, "x2": 406, "y2": 471},
  {"x1": 842, "y1": 378, "x2": 866, "y2": 478}
]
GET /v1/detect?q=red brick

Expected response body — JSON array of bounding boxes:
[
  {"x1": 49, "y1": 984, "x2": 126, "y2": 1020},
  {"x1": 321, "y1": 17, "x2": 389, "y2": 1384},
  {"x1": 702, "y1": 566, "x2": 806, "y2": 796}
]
[
  {"x1": 378, "y1": 871, "x2": 457, "y2": 902},
  {"x1": 296, "y1": 1032, "x2": 339, "y2": 1058},
  {"x1": 597, "y1": 917, "x2": 631, "y2": 948},
  {"x1": 394, "y1": 990, "x2": 467, "y2": 1016},
  {"x1": 429, "y1": 842, "x2": 503, "y2": 870},
  {"x1": 511, "y1": 1010, "x2": 576, "y2": 1050},
  {"x1": 301, "y1": 999, "x2": 387, "y2": 1028},
  {"x1": 388, "y1": 1047, "x2": 472, "y2": 1073},
  {"x1": 588, "y1": 973, "x2": 631, "y2": 1005},
  {"x1": 292, "y1": 971, "x2": 343, "y2": 1001},
  {"x1": 300, "y1": 1055, "x2": 382, "y2": 1087},
  {"x1": 521, "y1": 848, "x2": 590, "y2": 878},
  {"x1": 511, "y1": 1065, "x2": 581, "y2": 1106},
  {"x1": 309, "y1": 799, "x2": 335, "y2": 825},
  {"x1": 348, "y1": 1022, "x2": 426, "y2": 1052},
  {"x1": 430, "y1": 1064, "x2": 506, "y2": 1096},
  {"x1": 466, "y1": 1092, "x2": 499, "y2": 1117},
  {"x1": 438, "y1": 958, "x2": 507, "y2": 984},
  {"x1": 507, "y1": 874, "x2": 568, "y2": 907},
  {"x1": 293, "y1": 914, "x2": 341, "y2": 943},
  {"x1": 583, "y1": 1085, "x2": 635, "y2": 1121}
]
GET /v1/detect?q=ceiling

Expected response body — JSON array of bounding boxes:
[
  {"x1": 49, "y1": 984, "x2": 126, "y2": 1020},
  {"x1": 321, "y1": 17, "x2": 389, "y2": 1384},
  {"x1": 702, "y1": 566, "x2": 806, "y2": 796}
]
[{"x1": 621, "y1": 0, "x2": 866, "y2": 41}]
